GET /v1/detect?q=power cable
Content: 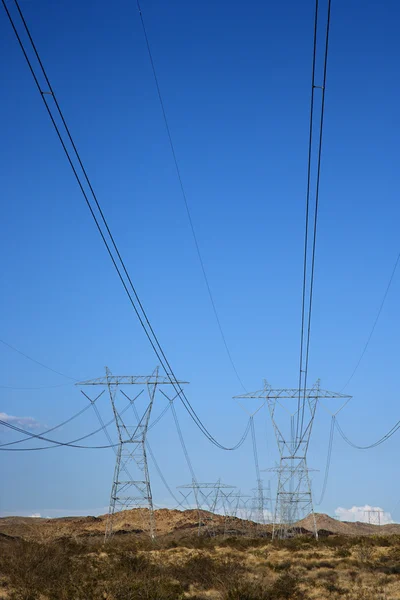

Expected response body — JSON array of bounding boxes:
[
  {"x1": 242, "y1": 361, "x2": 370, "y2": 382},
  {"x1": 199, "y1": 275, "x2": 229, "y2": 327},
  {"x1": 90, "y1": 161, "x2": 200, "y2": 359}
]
[
  {"x1": 0, "y1": 338, "x2": 77, "y2": 381},
  {"x1": 159, "y1": 388, "x2": 197, "y2": 483},
  {"x1": 296, "y1": 0, "x2": 331, "y2": 444},
  {"x1": 0, "y1": 383, "x2": 167, "y2": 451},
  {"x1": 2, "y1": 0, "x2": 248, "y2": 452},
  {"x1": 0, "y1": 390, "x2": 104, "y2": 447},
  {"x1": 0, "y1": 395, "x2": 136, "y2": 450},
  {"x1": 316, "y1": 415, "x2": 335, "y2": 505},
  {"x1": 341, "y1": 250, "x2": 400, "y2": 391},
  {"x1": 146, "y1": 441, "x2": 186, "y2": 509},
  {"x1": 0, "y1": 418, "x2": 118, "y2": 450},
  {"x1": 148, "y1": 402, "x2": 170, "y2": 431},
  {"x1": 0, "y1": 383, "x2": 74, "y2": 390},
  {"x1": 335, "y1": 416, "x2": 400, "y2": 450},
  {"x1": 297, "y1": 0, "x2": 319, "y2": 440},
  {"x1": 135, "y1": 0, "x2": 246, "y2": 393},
  {"x1": 250, "y1": 416, "x2": 262, "y2": 484}
]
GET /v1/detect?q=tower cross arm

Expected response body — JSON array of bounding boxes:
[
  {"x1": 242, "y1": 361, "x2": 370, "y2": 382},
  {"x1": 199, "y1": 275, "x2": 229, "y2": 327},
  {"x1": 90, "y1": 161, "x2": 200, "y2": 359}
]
[
  {"x1": 77, "y1": 375, "x2": 189, "y2": 386},
  {"x1": 234, "y1": 388, "x2": 351, "y2": 400}
]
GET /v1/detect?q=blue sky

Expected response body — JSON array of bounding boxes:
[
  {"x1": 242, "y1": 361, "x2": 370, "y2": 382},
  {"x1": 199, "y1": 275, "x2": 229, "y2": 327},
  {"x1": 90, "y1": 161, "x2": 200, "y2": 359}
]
[{"x1": 1, "y1": 0, "x2": 399, "y2": 522}]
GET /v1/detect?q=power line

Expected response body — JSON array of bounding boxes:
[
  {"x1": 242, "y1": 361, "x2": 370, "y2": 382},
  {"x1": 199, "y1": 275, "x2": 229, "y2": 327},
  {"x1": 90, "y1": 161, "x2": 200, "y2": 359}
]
[
  {"x1": 0, "y1": 418, "x2": 118, "y2": 450},
  {"x1": 0, "y1": 394, "x2": 139, "y2": 450},
  {"x1": 159, "y1": 388, "x2": 197, "y2": 483},
  {"x1": 2, "y1": 0, "x2": 248, "y2": 452},
  {"x1": 0, "y1": 391, "x2": 104, "y2": 447},
  {"x1": 135, "y1": 0, "x2": 246, "y2": 393},
  {"x1": 145, "y1": 438, "x2": 186, "y2": 509},
  {"x1": 250, "y1": 416, "x2": 262, "y2": 484},
  {"x1": 148, "y1": 402, "x2": 171, "y2": 432},
  {"x1": 316, "y1": 415, "x2": 335, "y2": 505},
  {"x1": 0, "y1": 385, "x2": 168, "y2": 452},
  {"x1": 341, "y1": 250, "x2": 400, "y2": 391},
  {"x1": 0, "y1": 383, "x2": 74, "y2": 390},
  {"x1": 0, "y1": 338, "x2": 77, "y2": 381},
  {"x1": 335, "y1": 416, "x2": 400, "y2": 450},
  {"x1": 297, "y1": 0, "x2": 319, "y2": 440},
  {"x1": 296, "y1": 0, "x2": 331, "y2": 444}
]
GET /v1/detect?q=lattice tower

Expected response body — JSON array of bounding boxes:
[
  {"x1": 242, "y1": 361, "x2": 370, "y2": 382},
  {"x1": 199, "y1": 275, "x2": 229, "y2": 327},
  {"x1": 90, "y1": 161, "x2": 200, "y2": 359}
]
[
  {"x1": 235, "y1": 380, "x2": 351, "y2": 539},
  {"x1": 79, "y1": 367, "x2": 188, "y2": 540},
  {"x1": 178, "y1": 480, "x2": 236, "y2": 536}
]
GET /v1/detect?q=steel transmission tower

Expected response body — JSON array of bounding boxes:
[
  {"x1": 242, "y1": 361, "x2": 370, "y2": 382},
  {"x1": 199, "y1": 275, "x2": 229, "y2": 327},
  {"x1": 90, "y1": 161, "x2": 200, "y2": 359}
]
[
  {"x1": 178, "y1": 480, "x2": 236, "y2": 536},
  {"x1": 250, "y1": 481, "x2": 273, "y2": 529},
  {"x1": 364, "y1": 509, "x2": 383, "y2": 526},
  {"x1": 235, "y1": 380, "x2": 351, "y2": 540},
  {"x1": 79, "y1": 367, "x2": 188, "y2": 541}
]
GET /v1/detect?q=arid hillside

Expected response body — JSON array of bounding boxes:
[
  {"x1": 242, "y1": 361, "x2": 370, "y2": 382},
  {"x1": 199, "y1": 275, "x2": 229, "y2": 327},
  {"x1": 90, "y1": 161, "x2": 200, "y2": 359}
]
[
  {"x1": 1, "y1": 518, "x2": 400, "y2": 600},
  {"x1": 0, "y1": 508, "x2": 397, "y2": 542}
]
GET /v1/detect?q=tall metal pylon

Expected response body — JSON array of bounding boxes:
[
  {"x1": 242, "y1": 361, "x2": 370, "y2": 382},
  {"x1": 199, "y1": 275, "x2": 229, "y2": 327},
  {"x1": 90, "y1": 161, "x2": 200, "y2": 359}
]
[
  {"x1": 79, "y1": 367, "x2": 188, "y2": 541},
  {"x1": 235, "y1": 380, "x2": 351, "y2": 539}
]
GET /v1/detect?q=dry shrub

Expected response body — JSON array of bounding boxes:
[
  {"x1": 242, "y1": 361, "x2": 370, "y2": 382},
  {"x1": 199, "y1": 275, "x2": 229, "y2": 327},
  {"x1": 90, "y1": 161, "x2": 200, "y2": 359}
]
[
  {"x1": 220, "y1": 536, "x2": 271, "y2": 551},
  {"x1": 355, "y1": 543, "x2": 375, "y2": 564},
  {"x1": 335, "y1": 547, "x2": 351, "y2": 558},
  {"x1": 0, "y1": 538, "x2": 184, "y2": 600},
  {"x1": 273, "y1": 537, "x2": 313, "y2": 552},
  {"x1": 170, "y1": 553, "x2": 245, "y2": 590},
  {"x1": 224, "y1": 573, "x2": 306, "y2": 600}
]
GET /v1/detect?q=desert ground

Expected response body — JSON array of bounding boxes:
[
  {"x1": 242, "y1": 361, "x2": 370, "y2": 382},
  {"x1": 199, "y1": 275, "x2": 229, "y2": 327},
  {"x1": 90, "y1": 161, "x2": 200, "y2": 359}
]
[{"x1": 1, "y1": 509, "x2": 400, "y2": 599}]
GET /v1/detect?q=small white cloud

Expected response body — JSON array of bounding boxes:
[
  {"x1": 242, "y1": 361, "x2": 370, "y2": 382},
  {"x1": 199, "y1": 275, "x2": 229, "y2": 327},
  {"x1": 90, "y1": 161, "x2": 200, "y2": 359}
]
[
  {"x1": 0, "y1": 508, "x2": 107, "y2": 519},
  {"x1": 335, "y1": 505, "x2": 394, "y2": 525},
  {"x1": 0, "y1": 412, "x2": 41, "y2": 430}
]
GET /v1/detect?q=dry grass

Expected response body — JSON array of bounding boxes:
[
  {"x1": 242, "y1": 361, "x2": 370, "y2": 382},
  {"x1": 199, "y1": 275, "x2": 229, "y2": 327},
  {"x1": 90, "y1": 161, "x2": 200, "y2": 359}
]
[{"x1": 1, "y1": 534, "x2": 400, "y2": 599}]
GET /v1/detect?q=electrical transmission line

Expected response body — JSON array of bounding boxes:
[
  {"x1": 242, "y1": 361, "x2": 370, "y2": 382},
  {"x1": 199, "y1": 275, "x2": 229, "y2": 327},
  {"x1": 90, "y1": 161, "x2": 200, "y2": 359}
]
[
  {"x1": 0, "y1": 392, "x2": 104, "y2": 448},
  {"x1": 158, "y1": 389, "x2": 198, "y2": 484},
  {"x1": 0, "y1": 417, "x2": 119, "y2": 450},
  {"x1": 296, "y1": 0, "x2": 331, "y2": 446},
  {"x1": 135, "y1": 0, "x2": 246, "y2": 392},
  {"x1": 316, "y1": 415, "x2": 335, "y2": 505},
  {"x1": 2, "y1": 0, "x2": 248, "y2": 452},
  {"x1": 0, "y1": 337, "x2": 77, "y2": 381},
  {"x1": 0, "y1": 393, "x2": 145, "y2": 451},
  {"x1": 1, "y1": 386, "x2": 172, "y2": 452},
  {"x1": 341, "y1": 250, "x2": 400, "y2": 391},
  {"x1": 335, "y1": 416, "x2": 400, "y2": 450}
]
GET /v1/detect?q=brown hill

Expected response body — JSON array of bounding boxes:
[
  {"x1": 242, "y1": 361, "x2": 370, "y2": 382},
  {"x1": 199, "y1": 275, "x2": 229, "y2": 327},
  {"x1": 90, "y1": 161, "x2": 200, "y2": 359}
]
[{"x1": 0, "y1": 509, "x2": 398, "y2": 542}]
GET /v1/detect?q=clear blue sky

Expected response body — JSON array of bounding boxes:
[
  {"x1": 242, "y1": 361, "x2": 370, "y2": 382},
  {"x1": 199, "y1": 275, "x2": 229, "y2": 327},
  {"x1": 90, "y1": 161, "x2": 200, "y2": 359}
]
[{"x1": 1, "y1": 0, "x2": 399, "y2": 521}]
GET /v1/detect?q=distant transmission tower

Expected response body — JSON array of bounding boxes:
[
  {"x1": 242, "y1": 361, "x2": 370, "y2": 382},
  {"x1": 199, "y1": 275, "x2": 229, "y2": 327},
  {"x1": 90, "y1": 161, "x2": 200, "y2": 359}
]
[
  {"x1": 364, "y1": 509, "x2": 383, "y2": 526},
  {"x1": 251, "y1": 481, "x2": 273, "y2": 528},
  {"x1": 235, "y1": 380, "x2": 351, "y2": 540},
  {"x1": 178, "y1": 480, "x2": 236, "y2": 536},
  {"x1": 79, "y1": 367, "x2": 188, "y2": 541}
]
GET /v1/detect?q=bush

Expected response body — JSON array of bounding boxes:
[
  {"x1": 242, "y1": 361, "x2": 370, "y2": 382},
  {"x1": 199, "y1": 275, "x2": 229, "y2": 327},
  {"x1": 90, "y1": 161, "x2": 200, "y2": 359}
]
[
  {"x1": 335, "y1": 547, "x2": 351, "y2": 558},
  {"x1": 224, "y1": 573, "x2": 306, "y2": 600},
  {"x1": 171, "y1": 553, "x2": 245, "y2": 589},
  {"x1": 355, "y1": 543, "x2": 375, "y2": 564},
  {"x1": 269, "y1": 573, "x2": 305, "y2": 599}
]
